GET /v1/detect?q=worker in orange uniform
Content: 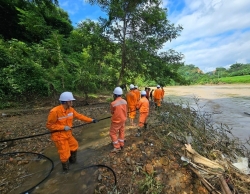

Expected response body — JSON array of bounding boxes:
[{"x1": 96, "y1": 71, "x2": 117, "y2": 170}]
[
  {"x1": 126, "y1": 84, "x2": 137, "y2": 126},
  {"x1": 110, "y1": 87, "x2": 127, "y2": 153},
  {"x1": 153, "y1": 85, "x2": 162, "y2": 109},
  {"x1": 134, "y1": 85, "x2": 141, "y2": 101},
  {"x1": 146, "y1": 87, "x2": 150, "y2": 100},
  {"x1": 136, "y1": 90, "x2": 149, "y2": 137},
  {"x1": 46, "y1": 92, "x2": 98, "y2": 173},
  {"x1": 161, "y1": 86, "x2": 165, "y2": 102}
]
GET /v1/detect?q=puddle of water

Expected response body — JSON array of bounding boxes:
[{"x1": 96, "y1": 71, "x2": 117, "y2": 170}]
[{"x1": 27, "y1": 113, "x2": 137, "y2": 194}]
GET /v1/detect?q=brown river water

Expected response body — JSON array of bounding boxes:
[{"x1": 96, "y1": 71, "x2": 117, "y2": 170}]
[{"x1": 164, "y1": 84, "x2": 250, "y2": 142}]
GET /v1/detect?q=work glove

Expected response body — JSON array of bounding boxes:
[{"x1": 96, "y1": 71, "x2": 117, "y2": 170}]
[
  {"x1": 64, "y1": 126, "x2": 71, "y2": 131},
  {"x1": 92, "y1": 119, "x2": 98, "y2": 123}
]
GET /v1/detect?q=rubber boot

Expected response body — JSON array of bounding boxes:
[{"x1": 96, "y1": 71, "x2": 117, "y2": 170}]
[
  {"x1": 62, "y1": 161, "x2": 69, "y2": 173},
  {"x1": 69, "y1": 150, "x2": 77, "y2": 164},
  {"x1": 144, "y1": 123, "x2": 148, "y2": 130}
]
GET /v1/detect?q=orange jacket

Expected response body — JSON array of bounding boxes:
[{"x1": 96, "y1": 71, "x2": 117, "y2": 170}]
[
  {"x1": 126, "y1": 90, "x2": 137, "y2": 107},
  {"x1": 136, "y1": 96, "x2": 149, "y2": 113},
  {"x1": 46, "y1": 105, "x2": 92, "y2": 141},
  {"x1": 110, "y1": 97, "x2": 127, "y2": 123},
  {"x1": 134, "y1": 89, "x2": 141, "y2": 101},
  {"x1": 153, "y1": 88, "x2": 162, "y2": 100},
  {"x1": 161, "y1": 89, "x2": 165, "y2": 99}
]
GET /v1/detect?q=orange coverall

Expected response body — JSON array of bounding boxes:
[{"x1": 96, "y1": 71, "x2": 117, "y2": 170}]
[
  {"x1": 153, "y1": 88, "x2": 162, "y2": 107},
  {"x1": 46, "y1": 105, "x2": 93, "y2": 163},
  {"x1": 110, "y1": 97, "x2": 127, "y2": 148},
  {"x1": 136, "y1": 96, "x2": 149, "y2": 128},
  {"x1": 134, "y1": 89, "x2": 141, "y2": 101},
  {"x1": 161, "y1": 88, "x2": 165, "y2": 100},
  {"x1": 126, "y1": 90, "x2": 137, "y2": 119}
]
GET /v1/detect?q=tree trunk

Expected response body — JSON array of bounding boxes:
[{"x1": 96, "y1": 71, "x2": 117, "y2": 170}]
[
  {"x1": 116, "y1": 17, "x2": 127, "y2": 86},
  {"x1": 84, "y1": 90, "x2": 89, "y2": 105}
]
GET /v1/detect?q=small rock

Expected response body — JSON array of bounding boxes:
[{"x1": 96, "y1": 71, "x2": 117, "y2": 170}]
[
  {"x1": 80, "y1": 170, "x2": 86, "y2": 176},
  {"x1": 160, "y1": 157, "x2": 169, "y2": 166},
  {"x1": 126, "y1": 157, "x2": 131, "y2": 165},
  {"x1": 81, "y1": 184, "x2": 87, "y2": 189},
  {"x1": 145, "y1": 164, "x2": 154, "y2": 174},
  {"x1": 98, "y1": 174, "x2": 102, "y2": 181}
]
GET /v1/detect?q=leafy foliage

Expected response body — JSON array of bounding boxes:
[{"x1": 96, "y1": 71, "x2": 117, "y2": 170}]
[{"x1": 87, "y1": 0, "x2": 184, "y2": 86}]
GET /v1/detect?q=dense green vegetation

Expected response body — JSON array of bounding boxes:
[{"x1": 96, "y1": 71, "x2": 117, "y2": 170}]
[{"x1": 0, "y1": 0, "x2": 184, "y2": 107}]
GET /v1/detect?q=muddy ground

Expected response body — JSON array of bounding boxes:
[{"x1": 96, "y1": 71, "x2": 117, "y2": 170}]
[{"x1": 0, "y1": 97, "x2": 208, "y2": 194}]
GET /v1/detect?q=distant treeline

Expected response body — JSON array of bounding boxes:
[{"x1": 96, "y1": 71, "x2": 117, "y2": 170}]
[{"x1": 176, "y1": 63, "x2": 250, "y2": 85}]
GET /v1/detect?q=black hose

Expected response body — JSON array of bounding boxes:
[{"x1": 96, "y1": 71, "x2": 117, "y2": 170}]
[
  {"x1": 0, "y1": 110, "x2": 138, "y2": 143},
  {"x1": 0, "y1": 151, "x2": 54, "y2": 194},
  {"x1": 0, "y1": 116, "x2": 112, "y2": 143},
  {"x1": 0, "y1": 151, "x2": 117, "y2": 194},
  {"x1": 0, "y1": 109, "x2": 139, "y2": 193}
]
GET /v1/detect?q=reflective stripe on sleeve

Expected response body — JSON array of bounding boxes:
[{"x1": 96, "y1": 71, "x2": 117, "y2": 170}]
[
  {"x1": 58, "y1": 112, "x2": 73, "y2": 120},
  {"x1": 112, "y1": 100, "x2": 127, "y2": 107}
]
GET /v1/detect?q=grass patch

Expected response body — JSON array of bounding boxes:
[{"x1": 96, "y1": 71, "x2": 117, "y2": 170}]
[{"x1": 219, "y1": 75, "x2": 250, "y2": 83}]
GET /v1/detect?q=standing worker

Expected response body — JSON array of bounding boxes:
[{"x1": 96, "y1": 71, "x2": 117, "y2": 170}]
[
  {"x1": 134, "y1": 85, "x2": 141, "y2": 101},
  {"x1": 161, "y1": 86, "x2": 165, "y2": 102},
  {"x1": 150, "y1": 89, "x2": 154, "y2": 102},
  {"x1": 146, "y1": 87, "x2": 150, "y2": 100},
  {"x1": 136, "y1": 90, "x2": 149, "y2": 136},
  {"x1": 153, "y1": 85, "x2": 162, "y2": 109},
  {"x1": 110, "y1": 87, "x2": 127, "y2": 153},
  {"x1": 46, "y1": 92, "x2": 98, "y2": 173},
  {"x1": 126, "y1": 84, "x2": 137, "y2": 126}
]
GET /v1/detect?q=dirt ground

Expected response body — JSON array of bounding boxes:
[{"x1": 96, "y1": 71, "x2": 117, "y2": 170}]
[{"x1": 0, "y1": 97, "x2": 208, "y2": 194}]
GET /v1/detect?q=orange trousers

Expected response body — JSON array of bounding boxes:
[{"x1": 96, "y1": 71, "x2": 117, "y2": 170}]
[
  {"x1": 110, "y1": 122, "x2": 125, "y2": 148},
  {"x1": 128, "y1": 106, "x2": 136, "y2": 119},
  {"x1": 138, "y1": 112, "x2": 149, "y2": 127},
  {"x1": 154, "y1": 98, "x2": 161, "y2": 107},
  {"x1": 53, "y1": 136, "x2": 78, "y2": 163}
]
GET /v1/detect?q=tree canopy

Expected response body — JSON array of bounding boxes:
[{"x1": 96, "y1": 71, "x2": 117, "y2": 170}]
[{"x1": 0, "y1": 0, "x2": 185, "y2": 107}]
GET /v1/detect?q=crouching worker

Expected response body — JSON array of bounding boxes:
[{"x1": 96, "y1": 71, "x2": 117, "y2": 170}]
[
  {"x1": 46, "y1": 92, "x2": 98, "y2": 173},
  {"x1": 110, "y1": 87, "x2": 127, "y2": 153},
  {"x1": 136, "y1": 91, "x2": 149, "y2": 137}
]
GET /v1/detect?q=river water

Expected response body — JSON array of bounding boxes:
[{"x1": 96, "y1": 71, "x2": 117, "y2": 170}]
[{"x1": 163, "y1": 84, "x2": 250, "y2": 143}]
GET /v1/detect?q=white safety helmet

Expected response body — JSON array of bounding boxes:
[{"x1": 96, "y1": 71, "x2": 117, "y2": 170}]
[
  {"x1": 129, "y1": 84, "x2": 134, "y2": 89},
  {"x1": 113, "y1": 87, "x2": 123, "y2": 95},
  {"x1": 134, "y1": 85, "x2": 138, "y2": 89},
  {"x1": 59, "y1": 92, "x2": 76, "y2": 101},
  {"x1": 157, "y1": 85, "x2": 160, "y2": 88},
  {"x1": 141, "y1": 90, "x2": 146, "y2": 96}
]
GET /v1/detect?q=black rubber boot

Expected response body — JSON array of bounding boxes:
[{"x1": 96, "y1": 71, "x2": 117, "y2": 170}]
[
  {"x1": 62, "y1": 161, "x2": 69, "y2": 173},
  {"x1": 69, "y1": 150, "x2": 77, "y2": 164},
  {"x1": 144, "y1": 123, "x2": 148, "y2": 130}
]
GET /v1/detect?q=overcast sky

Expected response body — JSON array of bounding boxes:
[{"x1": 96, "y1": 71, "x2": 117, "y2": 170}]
[{"x1": 58, "y1": 0, "x2": 250, "y2": 73}]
